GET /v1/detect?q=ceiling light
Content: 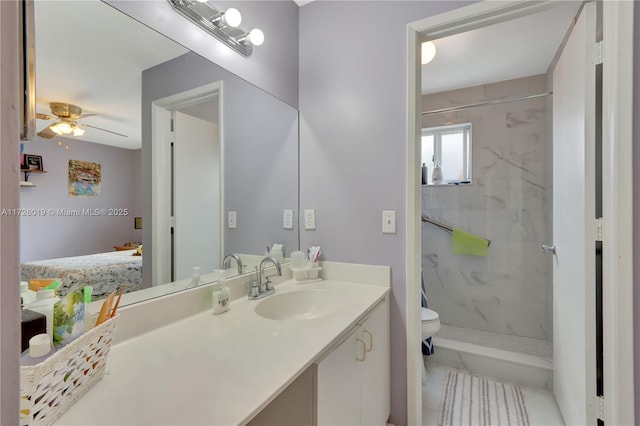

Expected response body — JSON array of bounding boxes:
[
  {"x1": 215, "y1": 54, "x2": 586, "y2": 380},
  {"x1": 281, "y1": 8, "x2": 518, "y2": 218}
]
[
  {"x1": 167, "y1": 0, "x2": 262, "y2": 57},
  {"x1": 422, "y1": 41, "x2": 436, "y2": 65}
]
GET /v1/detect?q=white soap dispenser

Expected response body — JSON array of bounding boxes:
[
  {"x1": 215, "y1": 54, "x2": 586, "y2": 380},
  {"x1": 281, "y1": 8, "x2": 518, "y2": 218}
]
[
  {"x1": 211, "y1": 270, "x2": 230, "y2": 315},
  {"x1": 432, "y1": 161, "x2": 443, "y2": 184}
]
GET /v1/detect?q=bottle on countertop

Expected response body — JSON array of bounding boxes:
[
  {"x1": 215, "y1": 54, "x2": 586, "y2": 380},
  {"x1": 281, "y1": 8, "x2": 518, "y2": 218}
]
[
  {"x1": 21, "y1": 307, "x2": 46, "y2": 352},
  {"x1": 432, "y1": 161, "x2": 443, "y2": 184},
  {"x1": 20, "y1": 281, "x2": 37, "y2": 306},
  {"x1": 25, "y1": 289, "x2": 60, "y2": 345},
  {"x1": 421, "y1": 163, "x2": 428, "y2": 185},
  {"x1": 211, "y1": 270, "x2": 230, "y2": 315}
]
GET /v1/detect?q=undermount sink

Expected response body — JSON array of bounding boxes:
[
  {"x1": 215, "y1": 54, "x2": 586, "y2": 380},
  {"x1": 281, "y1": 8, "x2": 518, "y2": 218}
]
[{"x1": 254, "y1": 289, "x2": 338, "y2": 320}]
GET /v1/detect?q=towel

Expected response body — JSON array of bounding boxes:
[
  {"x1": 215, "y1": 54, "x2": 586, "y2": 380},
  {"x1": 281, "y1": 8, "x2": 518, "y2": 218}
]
[
  {"x1": 421, "y1": 272, "x2": 434, "y2": 356},
  {"x1": 451, "y1": 228, "x2": 489, "y2": 256}
]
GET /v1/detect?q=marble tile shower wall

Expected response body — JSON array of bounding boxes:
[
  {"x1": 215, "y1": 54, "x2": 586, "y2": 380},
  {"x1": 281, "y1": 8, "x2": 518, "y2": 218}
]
[{"x1": 421, "y1": 75, "x2": 551, "y2": 340}]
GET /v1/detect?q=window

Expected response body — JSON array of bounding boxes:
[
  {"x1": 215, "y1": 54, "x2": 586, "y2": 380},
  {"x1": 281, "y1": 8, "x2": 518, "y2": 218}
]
[{"x1": 421, "y1": 123, "x2": 472, "y2": 185}]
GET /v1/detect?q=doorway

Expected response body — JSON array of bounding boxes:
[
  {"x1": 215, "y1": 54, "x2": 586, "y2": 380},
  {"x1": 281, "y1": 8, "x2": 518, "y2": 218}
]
[
  {"x1": 151, "y1": 82, "x2": 223, "y2": 285},
  {"x1": 405, "y1": 2, "x2": 634, "y2": 425}
]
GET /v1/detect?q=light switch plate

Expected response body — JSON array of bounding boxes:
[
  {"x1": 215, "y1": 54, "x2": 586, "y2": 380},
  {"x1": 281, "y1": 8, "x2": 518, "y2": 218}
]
[
  {"x1": 228, "y1": 211, "x2": 237, "y2": 229},
  {"x1": 382, "y1": 210, "x2": 396, "y2": 234},
  {"x1": 283, "y1": 209, "x2": 294, "y2": 230},
  {"x1": 304, "y1": 209, "x2": 316, "y2": 230}
]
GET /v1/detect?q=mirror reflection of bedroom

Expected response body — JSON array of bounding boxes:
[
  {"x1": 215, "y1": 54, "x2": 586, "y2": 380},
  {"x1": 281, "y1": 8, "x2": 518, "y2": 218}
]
[
  {"x1": 19, "y1": 1, "x2": 300, "y2": 304},
  {"x1": 19, "y1": 1, "x2": 196, "y2": 302}
]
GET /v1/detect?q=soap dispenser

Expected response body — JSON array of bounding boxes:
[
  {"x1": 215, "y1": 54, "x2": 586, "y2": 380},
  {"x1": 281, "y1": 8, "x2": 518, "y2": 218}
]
[
  {"x1": 432, "y1": 161, "x2": 443, "y2": 184},
  {"x1": 211, "y1": 270, "x2": 230, "y2": 315}
]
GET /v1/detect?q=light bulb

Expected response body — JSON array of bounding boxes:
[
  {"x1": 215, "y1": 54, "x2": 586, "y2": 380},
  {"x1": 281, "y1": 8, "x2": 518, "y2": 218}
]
[
  {"x1": 421, "y1": 41, "x2": 436, "y2": 65},
  {"x1": 72, "y1": 125, "x2": 85, "y2": 136},
  {"x1": 248, "y1": 28, "x2": 264, "y2": 46},
  {"x1": 50, "y1": 123, "x2": 63, "y2": 135},
  {"x1": 223, "y1": 8, "x2": 241, "y2": 28},
  {"x1": 57, "y1": 122, "x2": 72, "y2": 134},
  {"x1": 57, "y1": 140, "x2": 62, "y2": 146}
]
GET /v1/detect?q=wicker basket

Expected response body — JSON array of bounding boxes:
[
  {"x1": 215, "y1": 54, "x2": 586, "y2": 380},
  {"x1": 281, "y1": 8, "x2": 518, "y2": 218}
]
[{"x1": 20, "y1": 315, "x2": 119, "y2": 426}]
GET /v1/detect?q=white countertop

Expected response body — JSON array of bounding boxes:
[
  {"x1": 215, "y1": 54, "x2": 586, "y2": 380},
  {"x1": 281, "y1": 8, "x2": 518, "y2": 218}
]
[{"x1": 57, "y1": 278, "x2": 389, "y2": 425}]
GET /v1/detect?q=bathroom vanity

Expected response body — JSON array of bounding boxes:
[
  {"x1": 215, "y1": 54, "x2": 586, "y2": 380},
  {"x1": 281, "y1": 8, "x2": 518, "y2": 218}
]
[{"x1": 55, "y1": 262, "x2": 390, "y2": 425}]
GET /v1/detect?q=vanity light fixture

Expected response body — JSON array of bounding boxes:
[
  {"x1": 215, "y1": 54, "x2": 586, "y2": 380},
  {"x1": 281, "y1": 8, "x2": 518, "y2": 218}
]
[
  {"x1": 167, "y1": 0, "x2": 264, "y2": 57},
  {"x1": 421, "y1": 41, "x2": 436, "y2": 65}
]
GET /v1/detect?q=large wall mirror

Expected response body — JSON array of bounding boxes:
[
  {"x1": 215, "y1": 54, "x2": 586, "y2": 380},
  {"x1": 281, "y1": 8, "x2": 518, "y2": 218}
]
[{"x1": 19, "y1": 0, "x2": 299, "y2": 303}]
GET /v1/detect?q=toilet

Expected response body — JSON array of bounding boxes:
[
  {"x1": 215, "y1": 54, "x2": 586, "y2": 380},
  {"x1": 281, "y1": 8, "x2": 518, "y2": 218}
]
[
  {"x1": 421, "y1": 307, "x2": 440, "y2": 340},
  {"x1": 421, "y1": 307, "x2": 440, "y2": 384}
]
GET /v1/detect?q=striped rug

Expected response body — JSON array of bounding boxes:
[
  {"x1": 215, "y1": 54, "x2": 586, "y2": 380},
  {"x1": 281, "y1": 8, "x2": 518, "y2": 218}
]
[{"x1": 438, "y1": 370, "x2": 530, "y2": 426}]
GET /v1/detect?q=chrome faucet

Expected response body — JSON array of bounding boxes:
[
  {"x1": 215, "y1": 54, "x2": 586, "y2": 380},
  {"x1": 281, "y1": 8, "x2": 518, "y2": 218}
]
[
  {"x1": 247, "y1": 256, "x2": 282, "y2": 300},
  {"x1": 223, "y1": 254, "x2": 244, "y2": 275}
]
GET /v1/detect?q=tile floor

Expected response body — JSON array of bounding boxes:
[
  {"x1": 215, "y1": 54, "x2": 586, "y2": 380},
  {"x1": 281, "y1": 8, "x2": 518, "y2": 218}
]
[{"x1": 422, "y1": 363, "x2": 565, "y2": 426}]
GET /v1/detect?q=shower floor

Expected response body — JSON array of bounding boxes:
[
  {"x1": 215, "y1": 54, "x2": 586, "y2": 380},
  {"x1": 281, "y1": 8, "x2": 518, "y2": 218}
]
[
  {"x1": 427, "y1": 324, "x2": 553, "y2": 390},
  {"x1": 438, "y1": 324, "x2": 552, "y2": 359}
]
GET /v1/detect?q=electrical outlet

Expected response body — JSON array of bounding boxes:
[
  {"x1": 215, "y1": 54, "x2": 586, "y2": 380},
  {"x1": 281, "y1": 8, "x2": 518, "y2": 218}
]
[
  {"x1": 228, "y1": 211, "x2": 237, "y2": 229},
  {"x1": 283, "y1": 209, "x2": 294, "y2": 230},
  {"x1": 304, "y1": 209, "x2": 316, "y2": 230},
  {"x1": 382, "y1": 210, "x2": 396, "y2": 234}
]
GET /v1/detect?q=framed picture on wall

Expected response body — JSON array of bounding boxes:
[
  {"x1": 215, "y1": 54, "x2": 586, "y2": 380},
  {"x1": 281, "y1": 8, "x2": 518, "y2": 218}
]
[{"x1": 24, "y1": 154, "x2": 43, "y2": 171}]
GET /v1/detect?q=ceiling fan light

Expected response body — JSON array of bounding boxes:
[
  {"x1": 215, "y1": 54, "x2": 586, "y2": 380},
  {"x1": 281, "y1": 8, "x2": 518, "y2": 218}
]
[
  {"x1": 50, "y1": 122, "x2": 65, "y2": 135},
  {"x1": 72, "y1": 125, "x2": 85, "y2": 136}
]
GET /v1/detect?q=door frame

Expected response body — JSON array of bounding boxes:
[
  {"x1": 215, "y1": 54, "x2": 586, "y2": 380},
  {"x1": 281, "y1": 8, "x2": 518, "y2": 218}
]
[
  {"x1": 151, "y1": 81, "x2": 224, "y2": 286},
  {"x1": 405, "y1": 2, "x2": 634, "y2": 425}
]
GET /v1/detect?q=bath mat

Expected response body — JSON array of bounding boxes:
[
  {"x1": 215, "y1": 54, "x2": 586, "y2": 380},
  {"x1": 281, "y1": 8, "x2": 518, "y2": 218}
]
[{"x1": 438, "y1": 370, "x2": 530, "y2": 426}]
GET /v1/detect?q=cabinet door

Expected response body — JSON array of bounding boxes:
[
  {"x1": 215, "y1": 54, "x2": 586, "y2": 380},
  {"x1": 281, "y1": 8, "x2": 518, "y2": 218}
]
[
  {"x1": 360, "y1": 296, "x2": 390, "y2": 426},
  {"x1": 316, "y1": 327, "x2": 362, "y2": 426}
]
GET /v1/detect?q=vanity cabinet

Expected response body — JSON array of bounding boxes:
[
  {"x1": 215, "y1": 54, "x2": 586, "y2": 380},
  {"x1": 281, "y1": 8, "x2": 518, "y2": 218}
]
[{"x1": 316, "y1": 295, "x2": 390, "y2": 426}]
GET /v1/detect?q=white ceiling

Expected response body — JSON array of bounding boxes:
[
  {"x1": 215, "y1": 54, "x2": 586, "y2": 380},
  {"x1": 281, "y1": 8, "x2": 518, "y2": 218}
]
[
  {"x1": 422, "y1": 3, "x2": 581, "y2": 94},
  {"x1": 35, "y1": 1, "x2": 188, "y2": 149}
]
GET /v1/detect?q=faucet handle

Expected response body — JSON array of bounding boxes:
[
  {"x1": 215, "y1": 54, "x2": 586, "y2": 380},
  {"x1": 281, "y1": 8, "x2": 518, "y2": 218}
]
[
  {"x1": 246, "y1": 280, "x2": 260, "y2": 299},
  {"x1": 265, "y1": 276, "x2": 275, "y2": 292}
]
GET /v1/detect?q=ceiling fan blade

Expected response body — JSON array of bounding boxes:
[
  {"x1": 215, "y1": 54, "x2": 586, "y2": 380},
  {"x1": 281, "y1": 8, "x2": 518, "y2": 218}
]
[
  {"x1": 37, "y1": 125, "x2": 57, "y2": 139},
  {"x1": 36, "y1": 112, "x2": 53, "y2": 120},
  {"x1": 79, "y1": 123, "x2": 128, "y2": 138},
  {"x1": 80, "y1": 113, "x2": 98, "y2": 118}
]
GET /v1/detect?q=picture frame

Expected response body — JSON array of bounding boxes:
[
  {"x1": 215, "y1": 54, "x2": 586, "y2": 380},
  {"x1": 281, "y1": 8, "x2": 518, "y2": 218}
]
[
  {"x1": 134, "y1": 217, "x2": 142, "y2": 230},
  {"x1": 24, "y1": 154, "x2": 43, "y2": 171}
]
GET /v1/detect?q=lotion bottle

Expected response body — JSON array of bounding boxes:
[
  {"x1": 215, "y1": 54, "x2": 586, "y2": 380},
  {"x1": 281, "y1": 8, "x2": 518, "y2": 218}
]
[{"x1": 211, "y1": 270, "x2": 230, "y2": 315}]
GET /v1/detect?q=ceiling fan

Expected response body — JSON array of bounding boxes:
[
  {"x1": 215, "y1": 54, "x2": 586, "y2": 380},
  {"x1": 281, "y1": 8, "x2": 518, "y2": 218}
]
[{"x1": 36, "y1": 102, "x2": 127, "y2": 139}]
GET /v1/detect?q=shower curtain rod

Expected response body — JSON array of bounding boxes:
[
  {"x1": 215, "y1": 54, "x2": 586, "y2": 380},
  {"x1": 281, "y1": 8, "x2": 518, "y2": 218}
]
[
  {"x1": 421, "y1": 215, "x2": 491, "y2": 246},
  {"x1": 421, "y1": 91, "x2": 552, "y2": 116}
]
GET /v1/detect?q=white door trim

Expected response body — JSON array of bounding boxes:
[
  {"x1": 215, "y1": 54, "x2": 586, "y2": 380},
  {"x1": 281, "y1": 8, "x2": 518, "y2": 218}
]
[
  {"x1": 151, "y1": 81, "x2": 224, "y2": 286},
  {"x1": 601, "y1": 2, "x2": 635, "y2": 424},
  {"x1": 405, "y1": 1, "x2": 634, "y2": 424}
]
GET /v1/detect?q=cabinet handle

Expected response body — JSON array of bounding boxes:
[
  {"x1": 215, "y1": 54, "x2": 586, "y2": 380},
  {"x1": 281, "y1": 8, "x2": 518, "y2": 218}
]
[
  {"x1": 356, "y1": 338, "x2": 367, "y2": 361},
  {"x1": 363, "y1": 329, "x2": 373, "y2": 352}
]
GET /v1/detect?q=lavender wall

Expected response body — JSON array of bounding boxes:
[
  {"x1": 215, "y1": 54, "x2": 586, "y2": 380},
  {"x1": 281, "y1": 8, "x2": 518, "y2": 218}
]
[
  {"x1": 105, "y1": 0, "x2": 299, "y2": 108},
  {"x1": 20, "y1": 138, "x2": 141, "y2": 261},
  {"x1": 298, "y1": 2, "x2": 473, "y2": 424}
]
